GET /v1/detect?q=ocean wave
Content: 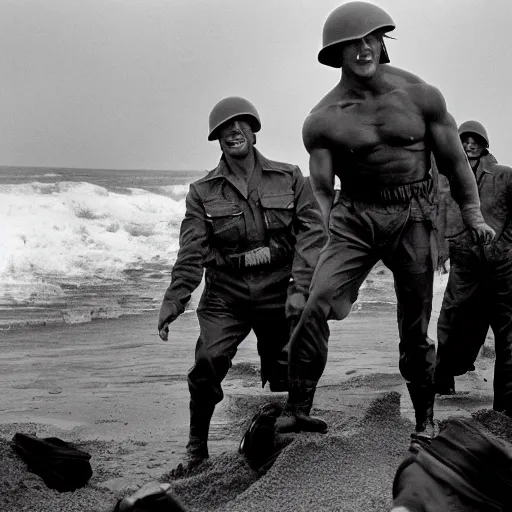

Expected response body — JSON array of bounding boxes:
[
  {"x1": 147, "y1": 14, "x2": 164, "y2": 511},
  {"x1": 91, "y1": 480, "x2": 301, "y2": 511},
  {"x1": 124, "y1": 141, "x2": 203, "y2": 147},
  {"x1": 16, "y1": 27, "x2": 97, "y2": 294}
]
[
  {"x1": 0, "y1": 181, "x2": 185, "y2": 284},
  {"x1": 155, "y1": 183, "x2": 190, "y2": 200},
  {"x1": 0, "y1": 176, "x2": 451, "y2": 327}
]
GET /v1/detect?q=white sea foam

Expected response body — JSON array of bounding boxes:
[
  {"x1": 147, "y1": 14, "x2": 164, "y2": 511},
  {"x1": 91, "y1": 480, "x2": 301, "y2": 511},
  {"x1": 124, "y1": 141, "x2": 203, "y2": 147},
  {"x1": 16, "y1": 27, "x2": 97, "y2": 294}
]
[
  {"x1": 0, "y1": 175, "x2": 453, "y2": 326},
  {"x1": 156, "y1": 183, "x2": 190, "y2": 200},
  {"x1": 0, "y1": 181, "x2": 185, "y2": 286}
]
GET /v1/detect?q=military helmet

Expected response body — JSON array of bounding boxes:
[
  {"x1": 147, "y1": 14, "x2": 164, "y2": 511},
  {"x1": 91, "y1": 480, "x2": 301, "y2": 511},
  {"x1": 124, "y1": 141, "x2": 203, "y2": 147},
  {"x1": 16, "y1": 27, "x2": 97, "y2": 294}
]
[
  {"x1": 318, "y1": 1, "x2": 396, "y2": 68},
  {"x1": 208, "y1": 96, "x2": 261, "y2": 141},
  {"x1": 458, "y1": 120, "x2": 489, "y2": 148}
]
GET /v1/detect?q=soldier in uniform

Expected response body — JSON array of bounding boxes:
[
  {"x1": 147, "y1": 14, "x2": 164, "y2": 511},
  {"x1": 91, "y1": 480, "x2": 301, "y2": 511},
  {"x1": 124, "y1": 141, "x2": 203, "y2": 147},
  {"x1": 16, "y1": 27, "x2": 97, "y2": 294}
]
[
  {"x1": 436, "y1": 121, "x2": 512, "y2": 418},
  {"x1": 158, "y1": 97, "x2": 325, "y2": 466}
]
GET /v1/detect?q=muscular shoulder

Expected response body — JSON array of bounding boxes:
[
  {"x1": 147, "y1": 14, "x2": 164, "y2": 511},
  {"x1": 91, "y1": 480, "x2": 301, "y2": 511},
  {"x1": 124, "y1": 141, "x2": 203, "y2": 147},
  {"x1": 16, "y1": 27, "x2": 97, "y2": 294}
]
[
  {"x1": 408, "y1": 83, "x2": 448, "y2": 122},
  {"x1": 381, "y1": 66, "x2": 447, "y2": 121},
  {"x1": 302, "y1": 87, "x2": 340, "y2": 152},
  {"x1": 382, "y1": 65, "x2": 425, "y2": 86}
]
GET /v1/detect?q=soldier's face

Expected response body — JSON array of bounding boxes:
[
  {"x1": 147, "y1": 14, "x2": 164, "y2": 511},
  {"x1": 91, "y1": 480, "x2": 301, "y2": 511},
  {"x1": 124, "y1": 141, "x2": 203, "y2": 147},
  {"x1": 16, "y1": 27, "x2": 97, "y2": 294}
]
[
  {"x1": 461, "y1": 135, "x2": 485, "y2": 159},
  {"x1": 218, "y1": 119, "x2": 254, "y2": 158},
  {"x1": 341, "y1": 32, "x2": 382, "y2": 78}
]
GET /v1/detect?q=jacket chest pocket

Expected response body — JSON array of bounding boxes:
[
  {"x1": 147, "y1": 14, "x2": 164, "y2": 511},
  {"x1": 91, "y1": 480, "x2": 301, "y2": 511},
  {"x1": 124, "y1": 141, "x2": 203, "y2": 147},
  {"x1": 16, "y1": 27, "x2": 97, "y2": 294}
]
[
  {"x1": 260, "y1": 193, "x2": 295, "y2": 231},
  {"x1": 204, "y1": 200, "x2": 245, "y2": 243}
]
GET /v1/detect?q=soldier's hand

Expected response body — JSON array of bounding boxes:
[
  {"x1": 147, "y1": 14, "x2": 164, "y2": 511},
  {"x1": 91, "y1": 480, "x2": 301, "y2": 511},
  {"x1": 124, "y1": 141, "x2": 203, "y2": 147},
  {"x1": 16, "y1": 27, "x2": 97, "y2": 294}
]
[
  {"x1": 159, "y1": 323, "x2": 170, "y2": 341},
  {"x1": 157, "y1": 301, "x2": 180, "y2": 341},
  {"x1": 469, "y1": 222, "x2": 495, "y2": 245},
  {"x1": 285, "y1": 292, "x2": 307, "y2": 319},
  {"x1": 460, "y1": 205, "x2": 495, "y2": 245}
]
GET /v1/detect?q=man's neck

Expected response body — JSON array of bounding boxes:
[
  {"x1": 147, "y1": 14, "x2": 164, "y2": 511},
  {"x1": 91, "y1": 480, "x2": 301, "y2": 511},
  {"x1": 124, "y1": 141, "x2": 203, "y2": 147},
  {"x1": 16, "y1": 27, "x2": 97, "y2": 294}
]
[
  {"x1": 339, "y1": 67, "x2": 385, "y2": 99},
  {"x1": 224, "y1": 148, "x2": 256, "y2": 181}
]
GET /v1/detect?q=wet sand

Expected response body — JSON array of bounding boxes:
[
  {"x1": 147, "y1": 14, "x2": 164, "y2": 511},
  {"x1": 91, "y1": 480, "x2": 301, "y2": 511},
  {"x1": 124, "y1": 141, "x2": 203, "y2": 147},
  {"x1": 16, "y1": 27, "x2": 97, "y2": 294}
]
[{"x1": 0, "y1": 287, "x2": 498, "y2": 511}]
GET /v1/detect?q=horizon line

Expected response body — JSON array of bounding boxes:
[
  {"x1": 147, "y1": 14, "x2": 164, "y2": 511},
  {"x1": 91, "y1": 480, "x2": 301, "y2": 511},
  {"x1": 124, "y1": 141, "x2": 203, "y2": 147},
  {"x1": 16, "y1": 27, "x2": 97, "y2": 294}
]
[{"x1": 0, "y1": 164, "x2": 206, "y2": 173}]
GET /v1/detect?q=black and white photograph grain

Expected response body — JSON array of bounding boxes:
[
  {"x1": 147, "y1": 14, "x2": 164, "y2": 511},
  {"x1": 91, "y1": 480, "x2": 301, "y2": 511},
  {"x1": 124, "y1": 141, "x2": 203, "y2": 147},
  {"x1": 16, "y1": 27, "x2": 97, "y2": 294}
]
[{"x1": 1, "y1": 1, "x2": 512, "y2": 511}]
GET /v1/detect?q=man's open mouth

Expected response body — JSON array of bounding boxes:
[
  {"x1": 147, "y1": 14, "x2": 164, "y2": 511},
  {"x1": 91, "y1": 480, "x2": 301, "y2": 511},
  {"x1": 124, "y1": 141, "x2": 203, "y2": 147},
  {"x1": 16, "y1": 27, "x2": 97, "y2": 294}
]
[
  {"x1": 226, "y1": 140, "x2": 245, "y2": 148},
  {"x1": 356, "y1": 54, "x2": 373, "y2": 63}
]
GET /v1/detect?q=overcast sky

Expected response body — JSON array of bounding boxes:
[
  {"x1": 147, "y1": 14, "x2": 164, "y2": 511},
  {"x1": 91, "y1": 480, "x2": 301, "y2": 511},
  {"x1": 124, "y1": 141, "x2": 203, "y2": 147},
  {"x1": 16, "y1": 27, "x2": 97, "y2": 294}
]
[{"x1": 0, "y1": 0, "x2": 510, "y2": 171}]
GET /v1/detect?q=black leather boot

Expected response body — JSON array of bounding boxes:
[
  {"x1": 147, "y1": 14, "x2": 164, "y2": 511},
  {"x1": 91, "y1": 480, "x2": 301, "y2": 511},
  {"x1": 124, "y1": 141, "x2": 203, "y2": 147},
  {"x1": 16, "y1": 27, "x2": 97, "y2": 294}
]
[
  {"x1": 407, "y1": 383, "x2": 435, "y2": 440},
  {"x1": 169, "y1": 401, "x2": 214, "y2": 479},
  {"x1": 275, "y1": 384, "x2": 327, "y2": 434},
  {"x1": 186, "y1": 401, "x2": 215, "y2": 466}
]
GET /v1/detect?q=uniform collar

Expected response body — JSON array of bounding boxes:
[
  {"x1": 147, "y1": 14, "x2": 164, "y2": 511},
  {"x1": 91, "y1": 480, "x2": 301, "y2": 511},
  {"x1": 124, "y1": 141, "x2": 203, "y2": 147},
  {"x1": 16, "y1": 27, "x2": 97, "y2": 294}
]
[
  {"x1": 208, "y1": 148, "x2": 282, "y2": 177},
  {"x1": 474, "y1": 153, "x2": 497, "y2": 181},
  {"x1": 204, "y1": 148, "x2": 286, "y2": 198}
]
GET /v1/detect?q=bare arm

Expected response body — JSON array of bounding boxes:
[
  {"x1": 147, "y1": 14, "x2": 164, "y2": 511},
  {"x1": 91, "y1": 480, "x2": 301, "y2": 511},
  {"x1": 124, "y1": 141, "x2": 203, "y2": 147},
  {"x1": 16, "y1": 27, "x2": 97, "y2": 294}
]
[
  {"x1": 421, "y1": 84, "x2": 494, "y2": 243},
  {"x1": 423, "y1": 86, "x2": 478, "y2": 208},
  {"x1": 309, "y1": 149, "x2": 335, "y2": 230},
  {"x1": 303, "y1": 113, "x2": 335, "y2": 230}
]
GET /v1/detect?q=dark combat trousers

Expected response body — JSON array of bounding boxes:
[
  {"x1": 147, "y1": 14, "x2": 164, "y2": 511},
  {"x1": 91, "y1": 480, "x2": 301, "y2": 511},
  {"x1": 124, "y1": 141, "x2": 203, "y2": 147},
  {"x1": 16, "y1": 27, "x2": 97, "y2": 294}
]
[
  {"x1": 188, "y1": 266, "x2": 291, "y2": 408},
  {"x1": 437, "y1": 240, "x2": 512, "y2": 413},
  {"x1": 288, "y1": 194, "x2": 436, "y2": 400}
]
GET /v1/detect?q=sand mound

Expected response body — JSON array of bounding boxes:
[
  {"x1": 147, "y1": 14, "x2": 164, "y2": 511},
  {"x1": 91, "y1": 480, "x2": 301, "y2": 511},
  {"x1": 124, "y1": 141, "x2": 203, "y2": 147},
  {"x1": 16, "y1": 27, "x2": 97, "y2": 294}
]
[
  {"x1": 218, "y1": 392, "x2": 411, "y2": 512},
  {"x1": 471, "y1": 408, "x2": 512, "y2": 444},
  {"x1": 165, "y1": 392, "x2": 412, "y2": 512},
  {"x1": 3, "y1": 392, "x2": 511, "y2": 512},
  {"x1": 165, "y1": 393, "x2": 512, "y2": 512}
]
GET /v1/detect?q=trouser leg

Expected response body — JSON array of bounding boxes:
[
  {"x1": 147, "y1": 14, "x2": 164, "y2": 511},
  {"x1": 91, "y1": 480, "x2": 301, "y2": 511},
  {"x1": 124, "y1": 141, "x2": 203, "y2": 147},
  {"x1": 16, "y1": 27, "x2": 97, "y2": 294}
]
[
  {"x1": 281, "y1": 202, "x2": 376, "y2": 432},
  {"x1": 288, "y1": 202, "x2": 377, "y2": 388},
  {"x1": 252, "y1": 306, "x2": 290, "y2": 392},
  {"x1": 187, "y1": 287, "x2": 251, "y2": 459},
  {"x1": 488, "y1": 257, "x2": 512, "y2": 415},
  {"x1": 386, "y1": 217, "x2": 436, "y2": 435},
  {"x1": 436, "y1": 248, "x2": 487, "y2": 394},
  {"x1": 394, "y1": 269, "x2": 436, "y2": 433}
]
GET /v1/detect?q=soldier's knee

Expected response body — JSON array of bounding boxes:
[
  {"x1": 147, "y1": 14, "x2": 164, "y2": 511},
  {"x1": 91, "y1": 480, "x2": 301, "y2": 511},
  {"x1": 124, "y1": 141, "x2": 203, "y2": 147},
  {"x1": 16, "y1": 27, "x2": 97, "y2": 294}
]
[
  {"x1": 189, "y1": 347, "x2": 225, "y2": 380},
  {"x1": 306, "y1": 284, "x2": 336, "y2": 314},
  {"x1": 188, "y1": 362, "x2": 224, "y2": 405}
]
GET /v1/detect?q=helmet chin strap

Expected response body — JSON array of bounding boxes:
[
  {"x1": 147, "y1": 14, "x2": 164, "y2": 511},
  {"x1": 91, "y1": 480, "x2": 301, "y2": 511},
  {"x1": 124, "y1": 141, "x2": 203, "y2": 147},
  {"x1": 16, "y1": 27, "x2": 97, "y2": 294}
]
[{"x1": 380, "y1": 39, "x2": 390, "y2": 63}]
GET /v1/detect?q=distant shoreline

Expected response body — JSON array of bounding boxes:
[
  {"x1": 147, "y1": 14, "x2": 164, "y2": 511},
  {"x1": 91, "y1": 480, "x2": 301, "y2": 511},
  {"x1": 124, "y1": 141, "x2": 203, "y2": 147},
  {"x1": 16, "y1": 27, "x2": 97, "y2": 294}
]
[
  {"x1": 0, "y1": 297, "x2": 398, "y2": 332},
  {"x1": 0, "y1": 164, "x2": 205, "y2": 173}
]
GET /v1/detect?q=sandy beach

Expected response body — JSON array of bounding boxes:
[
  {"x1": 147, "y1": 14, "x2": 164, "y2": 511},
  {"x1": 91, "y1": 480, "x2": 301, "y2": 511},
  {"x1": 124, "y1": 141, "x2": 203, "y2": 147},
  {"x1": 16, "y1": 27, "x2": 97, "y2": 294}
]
[
  {"x1": 0, "y1": 284, "x2": 500, "y2": 511},
  {"x1": 1, "y1": 0, "x2": 511, "y2": 509}
]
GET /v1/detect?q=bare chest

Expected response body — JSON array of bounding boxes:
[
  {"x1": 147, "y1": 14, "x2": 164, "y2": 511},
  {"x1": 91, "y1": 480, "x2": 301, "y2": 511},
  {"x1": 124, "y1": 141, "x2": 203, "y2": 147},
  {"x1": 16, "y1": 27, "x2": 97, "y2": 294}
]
[{"x1": 324, "y1": 92, "x2": 426, "y2": 151}]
